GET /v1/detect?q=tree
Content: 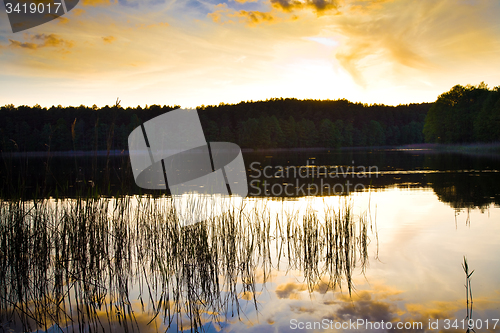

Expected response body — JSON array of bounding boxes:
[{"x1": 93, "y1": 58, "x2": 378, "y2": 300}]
[
  {"x1": 296, "y1": 119, "x2": 317, "y2": 147},
  {"x1": 53, "y1": 118, "x2": 72, "y2": 150},
  {"x1": 220, "y1": 125, "x2": 235, "y2": 142},
  {"x1": 268, "y1": 116, "x2": 285, "y2": 147},
  {"x1": 367, "y1": 120, "x2": 385, "y2": 146},
  {"x1": 424, "y1": 84, "x2": 491, "y2": 143},
  {"x1": 280, "y1": 116, "x2": 298, "y2": 148},
  {"x1": 204, "y1": 120, "x2": 219, "y2": 142},
  {"x1": 474, "y1": 88, "x2": 500, "y2": 142},
  {"x1": 319, "y1": 119, "x2": 341, "y2": 148}
]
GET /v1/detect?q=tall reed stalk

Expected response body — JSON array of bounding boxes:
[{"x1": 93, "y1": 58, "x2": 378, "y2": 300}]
[
  {"x1": 462, "y1": 256, "x2": 475, "y2": 333},
  {"x1": 0, "y1": 195, "x2": 373, "y2": 332}
]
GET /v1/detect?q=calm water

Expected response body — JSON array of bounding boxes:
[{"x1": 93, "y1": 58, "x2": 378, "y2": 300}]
[{"x1": 1, "y1": 149, "x2": 499, "y2": 332}]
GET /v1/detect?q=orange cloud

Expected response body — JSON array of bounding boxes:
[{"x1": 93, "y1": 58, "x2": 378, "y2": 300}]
[
  {"x1": 56, "y1": 16, "x2": 70, "y2": 24},
  {"x1": 71, "y1": 8, "x2": 86, "y2": 16},
  {"x1": 207, "y1": 4, "x2": 232, "y2": 24},
  {"x1": 240, "y1": 291, "x2": 261, "y2": 301},
  {"x1": 102, "y1": 36, "x2": 116, "y2": 44},
  {"x1": 333, "y1": 291, "x2": 397, "y2": 323},
  {"x1": 405, "y1": 301, "x2": 460, "y2": 321},
  {"x1": 270, "y1": 0, "x2": 341, "y2": 14},
  {"x1": 9, "y1": 34, "x2": 74, "y2": 50},
  {"x1": 331, "y1": 0, "x2": 500, "y2": 90},
  {"x1": 82, "y1": 0, "x2": 114, "y2": 6},
  {"x1": 8, "y1": 40, "x2": 38, "y2": 50},
  {"x1": 234, "y1": 10, "x2": 276, "y2": 25},
  {"x1": 208, "y1": 3, "x2": 280, "y2": 26},
  {"x1": 275, "y1": 282, "x2": 307, "y2": 299}
]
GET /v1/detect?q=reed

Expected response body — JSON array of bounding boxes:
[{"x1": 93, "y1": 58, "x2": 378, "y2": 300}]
[
  {"x1": 462, "y1": 256, "x2": 475, "y2": 333},
  {"x1": 0, "y1": 195, "x2": 373, "y2": 332}
]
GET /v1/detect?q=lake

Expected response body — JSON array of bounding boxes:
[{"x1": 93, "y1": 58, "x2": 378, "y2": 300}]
[{"x1": 0, "y1": 149, "x2": 499, "y2": 332}]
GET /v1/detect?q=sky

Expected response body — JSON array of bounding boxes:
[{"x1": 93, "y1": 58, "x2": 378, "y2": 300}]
[{"x1": 1, "y1": 0, "x2": 500, "y2": 108}]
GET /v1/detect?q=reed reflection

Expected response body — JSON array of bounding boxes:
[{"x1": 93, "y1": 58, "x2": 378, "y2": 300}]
[{"x1": 0, "y1": 196, "x2": 372, "y2": 332}]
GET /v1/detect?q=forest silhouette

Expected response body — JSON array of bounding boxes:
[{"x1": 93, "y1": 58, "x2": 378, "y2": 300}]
[
  {"x1": 0, "y1": 99, "x2": 427, "y2": 152},
  {"x1": 424, "y1": 83, "x2": 500, "y2": 143},
  {"x1": 0, "y1": 83, "x2": 499, "y2": 152}
]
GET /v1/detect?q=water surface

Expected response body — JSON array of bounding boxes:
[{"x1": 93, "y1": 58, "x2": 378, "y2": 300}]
[{"x1": 1, "y1": 149, "x2": 499, "y2": 332}]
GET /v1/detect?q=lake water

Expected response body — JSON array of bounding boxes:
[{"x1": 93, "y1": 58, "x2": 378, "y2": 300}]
[{"x1": 0, "y1": 149, "x2": 499, "y2": 332}]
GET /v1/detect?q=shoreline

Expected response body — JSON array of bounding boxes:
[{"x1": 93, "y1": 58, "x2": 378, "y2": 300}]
[
  {"x1": 0, "y1": 146, "x2": 397, "y2": 157},
  {"x1": 1, "y1": 142, "x2": 500, "y2": 158},
  {"x1": 400, "y1": 142, "x2": 500, "y2": 153}
]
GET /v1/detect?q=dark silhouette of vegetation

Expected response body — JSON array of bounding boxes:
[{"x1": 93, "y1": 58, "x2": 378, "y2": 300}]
[
  {"x1": 0, "y1": 195, "x2": 372, "y2": 332},
  {"x1": 3, "y1": 146, "x2": 500, "y2": 210},
  {"x1": 423, "y1": 83, "x2": 500, "y2": 144},
  {"x1": 423, "y1": 152, "x2": 500, "y2": 209},
  {"x1": 199, "y1": 99, "x2": 428, "y2": 149},
  {"x1": 0, "y1": 103, "x2": 179, "y2": 152},
  {"x1": 0, "y1": 99, "x2": 429, "y2": 152}
]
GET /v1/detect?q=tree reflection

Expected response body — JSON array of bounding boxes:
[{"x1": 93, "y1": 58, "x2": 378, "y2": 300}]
[{"x1": 424, "y1": 153, "x2": 500, "y2": 209}]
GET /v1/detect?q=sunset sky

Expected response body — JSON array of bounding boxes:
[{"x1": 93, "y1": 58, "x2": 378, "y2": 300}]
[{"x1": 1, "y1": 0, "x2": 500, "y2": 108}]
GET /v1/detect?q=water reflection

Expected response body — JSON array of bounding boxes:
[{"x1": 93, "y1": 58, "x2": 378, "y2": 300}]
[
  {"x1": 1, "y1": 189, "x2": 499, "y2": 332},
  {"x1": 218, "y1": 191, "x2": 500, "y2": 333},
  {"x1": 0, "y1": 196, "x2": 371, "y2": 332},
  {"x1": 2, "y1": 149, "x2": 500, "y2": 209},
  {"x1": 1, "y1": 150, "x2": 500, "y2": 332},
  {"x1": 423, "y1": 153, "x2": 500, "y2": 209}
]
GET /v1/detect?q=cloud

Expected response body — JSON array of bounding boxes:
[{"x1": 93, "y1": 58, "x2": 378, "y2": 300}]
[
  {"x1": 102, "y1": 36, "x2": 116, "y2": 43},
  {"x1": 233, "y1": 0, "x2": 259, "y2": 3},
  {"x1": 283, "y1": 284, "x2": 405, "y2": 327},
  {"x1": 82, "y1": 0, "x2": 115, "y2": 6},
  {"x1": 209, "y1": 0, "x2": 340, "y2": 27},
  {"x1": 2, "y1": 0, "x2": 499, "y2": 109},
  {"x1": 333, "y1": 291, "x2": 397, "y2": 323},
  {"x1": 405, "y1": 301, "x2": 460, "y2": 321},
  {"x1": 234, "y1": 10, "x2": 277, "y2": 25},
  {"x1": 208, "y1": 4, "x2": 279, "y2": 25},
  {"x1": 240, "y1": 291, "x2": 261, "y2": 301},
  {"x1": 290, "y1": 304, "x2": 318, "y2": 314},
  {"x1": 307, "y1": 0, "x2": 341, "y2": 12},
  {"x1": 55, "y1": 16, "x2": 70, "y2": 24},
  {"x1": 270, "y1": 0, "x2": 391, "y2": 14},
  {"x1": 270, "y1": 0, "x2": 341, "y2": 14},
  {"x1": 41, "y1": 13, "x2": 71, "y2": 24},
  {"x1": 347, "y1": 0, "x2": 395, "y2": 13},
  {"x1": 333, "y1": 7, "x2": 418, "y2": 86},
  {"x1": 8, "y1": 40, "x2": 38, "y2": 50},
  {"x1": 207, "y1": 4, "x2": 232, "y2": 24},
  {"x1": 275, "y1": 282, "x2": 307, "y2": 299},
  {"x1": 332, "y1": 0, "x2": 500, "y2": 86},
  {"x1": 71, "y1": 8, "x2": 86, "y2": 16},
  {"x1": 313, "y1": 278, "x2": 336, "y2": 294},
  {"x1": 270, "y1": 0, "x2": 303, "y2": 12},
  {"x1": 8, "y1": 34, "x2": 74, "y2": 50}
]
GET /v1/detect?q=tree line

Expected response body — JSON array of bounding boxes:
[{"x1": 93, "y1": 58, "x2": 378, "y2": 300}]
[
  {"x1": 0, "y1": 99, "x2": 429, "y2": 152},
  {"x1": 199, "y1": 99, "x2": 427, "y2": 148},
  {"x1": 423, "y1": 83, "x2": 500, "y2": 143},
  {"x1": 0, "y1": 103, "x2": 178, "y2": 152}
]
